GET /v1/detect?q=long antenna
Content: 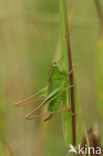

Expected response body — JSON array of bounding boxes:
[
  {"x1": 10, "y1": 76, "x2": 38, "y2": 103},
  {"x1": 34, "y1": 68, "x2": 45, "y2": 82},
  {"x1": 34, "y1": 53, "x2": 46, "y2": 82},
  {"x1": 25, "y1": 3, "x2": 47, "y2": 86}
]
[{"x1": 31, "y1": 16, "x2": 52, "y2": 58}]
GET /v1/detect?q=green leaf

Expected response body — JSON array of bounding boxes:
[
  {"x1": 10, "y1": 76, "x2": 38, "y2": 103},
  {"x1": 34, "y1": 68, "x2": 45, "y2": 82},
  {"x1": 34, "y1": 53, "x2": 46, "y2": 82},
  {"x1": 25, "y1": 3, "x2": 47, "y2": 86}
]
[
  {"x1": 73, "y1": 79, "x2": 82, "y2": 145},
  {"x1": 60, "y1": 0, "x2": 69, "y2": 71},
  {"x1": 60, "y1": 0, "x2": 72, "y2": 146},
  {"x1": 62, "y1": 78, "x2": 82, "y2": 146},
  {"x1": 60, "y1": 0, "x2": 82, "y2": 146}
]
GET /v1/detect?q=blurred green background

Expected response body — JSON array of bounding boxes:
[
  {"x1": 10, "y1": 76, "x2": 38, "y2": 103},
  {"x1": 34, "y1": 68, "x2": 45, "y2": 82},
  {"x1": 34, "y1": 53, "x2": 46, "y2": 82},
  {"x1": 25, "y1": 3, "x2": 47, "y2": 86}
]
[{"x1": 0, "y1": 0, "x2": 103, "y2": 155}]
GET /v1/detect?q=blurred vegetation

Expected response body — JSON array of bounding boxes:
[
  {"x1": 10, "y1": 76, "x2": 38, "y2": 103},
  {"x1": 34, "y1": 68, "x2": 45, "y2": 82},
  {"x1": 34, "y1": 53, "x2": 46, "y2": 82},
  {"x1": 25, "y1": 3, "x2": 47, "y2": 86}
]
[
  {"x1": 0, "y1": 0, "x2": 103, "y2": 156},
  {"x1": 0, "y1": 79, "x2": 4, "y2": 156}
]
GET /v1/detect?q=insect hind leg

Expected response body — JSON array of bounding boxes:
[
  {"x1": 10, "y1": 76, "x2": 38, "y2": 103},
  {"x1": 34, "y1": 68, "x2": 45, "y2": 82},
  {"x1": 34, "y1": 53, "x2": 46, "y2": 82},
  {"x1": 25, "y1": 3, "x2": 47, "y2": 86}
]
[{"x1": 25, "y1": 108, "x2": 71, "y2": 120}]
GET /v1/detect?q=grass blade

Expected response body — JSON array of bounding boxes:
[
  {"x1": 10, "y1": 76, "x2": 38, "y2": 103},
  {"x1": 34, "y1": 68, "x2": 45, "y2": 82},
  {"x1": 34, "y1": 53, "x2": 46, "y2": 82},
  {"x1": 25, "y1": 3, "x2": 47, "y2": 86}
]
[{"x1": 60, "y1": 0, "x2": 82, "y2": 146}]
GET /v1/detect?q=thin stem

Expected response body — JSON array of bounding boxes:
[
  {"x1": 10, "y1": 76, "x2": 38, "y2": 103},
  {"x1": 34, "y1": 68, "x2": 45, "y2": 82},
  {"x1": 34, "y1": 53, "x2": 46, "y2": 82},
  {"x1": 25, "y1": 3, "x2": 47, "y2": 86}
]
[
  {"x1": 94, "y1": 0, "x2": 103, "y2": 34},
  {"x1": 64, "y1": 2, "x2": 76, "y2": 146}
]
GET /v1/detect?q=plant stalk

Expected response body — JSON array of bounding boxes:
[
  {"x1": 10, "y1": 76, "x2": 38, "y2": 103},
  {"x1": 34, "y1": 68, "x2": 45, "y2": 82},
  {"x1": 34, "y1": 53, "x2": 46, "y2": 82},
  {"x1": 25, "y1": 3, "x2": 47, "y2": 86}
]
[
  {"x1": 94, "y1": 0, "x2": 103, "y2": 36},
  {"x1": 61, "y1": 0, "x2": 76, "y2": 146}
]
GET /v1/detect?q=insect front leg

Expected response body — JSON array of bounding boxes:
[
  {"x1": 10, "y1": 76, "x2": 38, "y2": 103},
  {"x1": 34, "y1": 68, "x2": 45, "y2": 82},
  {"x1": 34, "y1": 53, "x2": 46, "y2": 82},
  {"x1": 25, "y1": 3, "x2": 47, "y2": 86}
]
[{"x1": 65, "y1": 64, "x2": 77, "y2": 76}]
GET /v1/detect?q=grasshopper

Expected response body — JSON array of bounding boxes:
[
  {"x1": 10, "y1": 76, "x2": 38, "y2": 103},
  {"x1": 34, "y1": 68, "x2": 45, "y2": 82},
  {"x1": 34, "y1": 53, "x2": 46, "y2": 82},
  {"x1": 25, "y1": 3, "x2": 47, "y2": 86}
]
[{"x1": 14, "y1": 61, "x2": 75, "y2": 121}]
